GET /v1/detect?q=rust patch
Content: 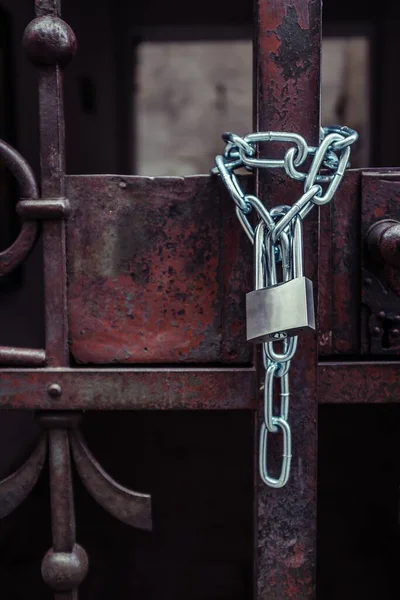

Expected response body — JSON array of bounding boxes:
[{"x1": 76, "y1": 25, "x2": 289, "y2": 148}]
[
  {"x1": 268, "y1": 6, "x2": 314, "y2": 82},
  {"x1": 66, "y1": 175, "x2": 252, "y2": 364}
]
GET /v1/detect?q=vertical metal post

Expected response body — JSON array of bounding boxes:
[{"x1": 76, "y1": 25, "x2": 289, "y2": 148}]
[
  {"x1": 39, "y1": 414, "x2": 88, "y2": 600},
  {"x1": 23, "y1": 2, "x2": 82, "y2": 597},
  {"x1": 24, "y1": 0, "x2": 76, "y2": 366},
  {"x1": 254, "y1": 0, "x2": 321, "y2": 597}
]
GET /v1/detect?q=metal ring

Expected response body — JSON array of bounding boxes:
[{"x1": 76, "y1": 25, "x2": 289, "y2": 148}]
[{"x1": 0, "y1": 140, "x2": 39, "y2": 276}]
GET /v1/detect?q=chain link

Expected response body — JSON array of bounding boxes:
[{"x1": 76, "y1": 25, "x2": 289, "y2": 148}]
[{"x1": 212, "y1": 125, "x2": 358, "y2": 488}]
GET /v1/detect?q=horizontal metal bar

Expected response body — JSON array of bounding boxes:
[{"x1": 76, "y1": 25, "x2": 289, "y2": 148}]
[
  {"x1": 319, "y1": 361, "x2": 400, "y2": 403},
  {"x1": 17, "y1": 198, "x2": 70, "y2": 219},
  {"x1": 0, "y1": 347, "x2": 46, "y2": 367},
  {"x1": 2, "y1": 362, "x2": 397, "y2": 408},
  {"x1": 0, "y1": 368, "x2": 255, "y2": 410}
]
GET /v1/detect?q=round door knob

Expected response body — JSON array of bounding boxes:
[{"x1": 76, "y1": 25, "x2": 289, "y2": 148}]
[{"x1": 366, "y1": 219, "x2": 400, "y2": 269}]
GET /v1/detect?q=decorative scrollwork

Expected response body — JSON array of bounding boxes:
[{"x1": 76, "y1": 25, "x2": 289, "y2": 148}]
[
  {"x1": 0, "y1": 434, "x2": 47, "y2": 518},
  {"x1": 0, "y1": 424, "x2": 152, "y2": 529},
  {"x1": 70, "y1": 429, "x2": 152, "y2": 531}
]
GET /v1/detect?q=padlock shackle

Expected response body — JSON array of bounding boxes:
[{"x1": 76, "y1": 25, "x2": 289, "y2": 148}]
[
  {"x1": 254, "y1": 221, "x2": 266, "y2": 291},
  {"x1": 292, "y1": 217, "x2": 304, "y2": 279},
  {"x1": 254, "y1": 221, "x2": 291, "y2": 290}
]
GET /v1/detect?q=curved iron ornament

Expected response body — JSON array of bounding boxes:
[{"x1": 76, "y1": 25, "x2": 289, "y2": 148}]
[
  {"x1": 0, "y1": 434, "x2": 47, "y2": 518},
  {"x1": 70, "y1": 429, "x2": 152, "y2": 531},
  {"x1": 0, "y1": 140, "x2": 40, "y2": 276},
  {"x1": 0, "y1": 427, "x2": 152, "y2": 530}
]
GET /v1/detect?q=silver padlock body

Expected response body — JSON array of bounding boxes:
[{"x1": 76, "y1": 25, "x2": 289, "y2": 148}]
[{"x1": 246, "y1": 276, "x2": 315, "y2": 343}]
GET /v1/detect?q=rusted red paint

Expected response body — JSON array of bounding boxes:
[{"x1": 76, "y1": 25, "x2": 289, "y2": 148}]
[
  {"x1": 318, "y1": 170, "x2": 400, "y2": 356},
  {"x1": 318, "y1": 170, "x2": 362, "y2": 355},
  {"x1": 319, "y1": 362, "x2": 400, "y2": 403},
  {"x1": 66, "y1": 175, "x2": 252, "y2": 364},
  {"x1": 256, "y1": 0, "x2": 320, "y2": 137},
  {"x1": 255, "y1": 0, "x2": 320, "y2": 598},
  {"x1": 0, "y1": 367, "x2": 255, "y2": 410}
]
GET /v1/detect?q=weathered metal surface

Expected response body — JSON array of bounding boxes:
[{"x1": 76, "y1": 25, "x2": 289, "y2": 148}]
[
  {"x1": 318, "y1": 170, "x2": 362, "y2": 355},
  {"x1": 66, "y1": 175, "x2": 252, "y2": 364},
  {"x1": 254, "y1": 0, "x2": 320, "y2": 598},
  {"x1": 70, "y1": 429, "x2": 152, "y2": 530},
  {"x1": 23, "y1": 4, "x2": 74, "y2": 367},
  {"x1": 318, "y1": 170, "x2": 400, "y2": 356},
  {"x1": 23, "y1": 4, "x2": 82, "y2": 598},
  {"x1": 361, "y1": 172, "x2": 400, "y2": 353},
  {"x1": 0, "y1": 346, "x2": 46, "y2": 366},
  {"x1": 23, "y1": 16, "x2": 77, "y2": 67},
  {"x1": 0, "y1": 368, "x2": 254, "y2": 410},
  {"x1": 0, "y1": 140, "x2": 39, "y2": 276},
  {"x1": 46, "y1": 426, "x2": 76, "y2": 551},
  {"x1": 17, "y1": 198, "x2": 70, "y2": 220},
  {"x1": 38, "y1": 413, "x2": 88, "y2": 598},
  {"x1": 366, "y1": 219, "x2": 400, "y2": 269},
  {"x1": 0, "y1": 434, "x2": 46, "y2": 517},
  {"x1": 319, "y1": 362, "x2": 400, "y2": 403}
]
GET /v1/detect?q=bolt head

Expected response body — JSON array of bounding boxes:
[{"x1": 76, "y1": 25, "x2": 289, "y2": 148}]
[{"x1": 47, "y1": 383, "x2": 62, "y2": 398}]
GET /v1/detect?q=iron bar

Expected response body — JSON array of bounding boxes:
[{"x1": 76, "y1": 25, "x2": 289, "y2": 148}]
[
  {"x1": 254, "y1": 0, "x2": 321, "y2": 597},
  {"x1": 0, "y1": 346, "x2": 46, "y2": 366},
  {"x1": 0, "y1": 367, "x2": 255, "y2": 410},
  {"x1": 39, "y1": 413, "x2": 88, "y2": 600}
]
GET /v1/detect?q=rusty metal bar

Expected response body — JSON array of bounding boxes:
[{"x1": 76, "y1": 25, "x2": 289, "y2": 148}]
[
  {"x1": 319, "y1": 362, "x2": 400, "y2": 403},
  {"x1": 6, "y1": 361, "x2": 383, "y2": 409},
  {"x1": 0, "y1": 367, "x2": 255, "y2": 410},
  {"x1": 39, "y1": 413, "x2": 88, "y2": 599},
  {"x1": 22, "y1": 3, "x2": 83, "y2": 598},
  {"x1": 23, "y1": 0, "x2": 76, "y2": 366},
  {"x1": 254, "y1": 0, "x2": 321, "y2": 597},
  {"x1": 0, "y1": 346, "x2": 46, "y2": 366},
  {"x1": 48, "y1": 429, "x2": 75, "y2": 552},
  {"x1": 17, "y1": 198, "x2": 71, "y2": 220}
]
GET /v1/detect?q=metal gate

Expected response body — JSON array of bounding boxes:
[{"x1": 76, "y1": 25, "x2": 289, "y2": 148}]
[{"x1": 0, "y1": 0, "x2": 397, "y2": 598}]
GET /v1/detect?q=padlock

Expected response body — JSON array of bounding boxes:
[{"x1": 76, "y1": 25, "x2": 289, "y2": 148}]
[{"x1": 246, "y1": 217, "x2": 315, "y2": 343}]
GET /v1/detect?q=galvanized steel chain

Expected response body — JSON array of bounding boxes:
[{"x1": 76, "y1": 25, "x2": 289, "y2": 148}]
[{"x1": 212, "y1": 125, "x2": 358, "y2": 488}]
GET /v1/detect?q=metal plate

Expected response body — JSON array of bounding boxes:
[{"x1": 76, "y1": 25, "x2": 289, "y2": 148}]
[{"x1": 66, "y1": 175, "x2": 252, "y2": 364}]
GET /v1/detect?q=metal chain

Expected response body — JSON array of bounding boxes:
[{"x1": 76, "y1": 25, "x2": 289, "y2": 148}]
[{"x1": 212, "y1": 125, "x2": 358, "y2": 488}]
